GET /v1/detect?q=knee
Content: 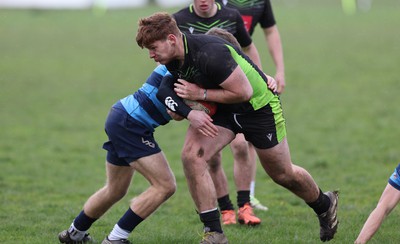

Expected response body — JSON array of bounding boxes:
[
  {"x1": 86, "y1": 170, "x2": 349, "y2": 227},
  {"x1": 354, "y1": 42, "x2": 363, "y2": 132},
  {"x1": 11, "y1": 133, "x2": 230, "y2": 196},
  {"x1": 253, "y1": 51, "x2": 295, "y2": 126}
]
[
  {"x1": 158, "y1": 178, "x2": 177, "y2": 201},
  {"x1": 271, "y1": 171, "x2": 296, "y2": 189},
  {"x1": 104, "y1": 185, "x2": 128, "y2": 201},
  {"x1": 164, "y1": 181, "x2": 177, "y2": 199},
  {"x1": 207, "y1": 153, "x2": 222, "y2": 172},
  {"x1": 230, "y1": 140, "x2": 249, "y2": 158}
]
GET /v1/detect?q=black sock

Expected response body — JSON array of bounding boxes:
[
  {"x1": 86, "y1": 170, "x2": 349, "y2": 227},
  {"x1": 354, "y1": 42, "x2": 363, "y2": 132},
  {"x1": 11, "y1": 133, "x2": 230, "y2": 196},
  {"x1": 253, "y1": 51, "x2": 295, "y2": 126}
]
[
  {"x1": 117, "y1": 208, "x2": 144, "y2": 232},
  {"x1": 306, "y1": 189, "x2": 330, "y2": 215},
  {"x1": 73, "y1": 210, "x2": 97, "y2": 231},
  {"x1": 237, "y1": 190, "x2": 250, "y2": 208},
  {"x1": 199, "y1": 209, "x2": 223, "y2": 233},
  {"x1": 217, "y1": 195, "x2": 234, "y2": 211}
]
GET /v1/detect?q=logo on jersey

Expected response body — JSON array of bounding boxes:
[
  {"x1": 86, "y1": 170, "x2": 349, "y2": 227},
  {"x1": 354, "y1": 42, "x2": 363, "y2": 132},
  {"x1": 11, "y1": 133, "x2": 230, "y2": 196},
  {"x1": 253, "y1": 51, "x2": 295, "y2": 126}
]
[
  {"x1": 165, "y1": 96, "x2": 178, "y2": 111},
  {"x1": 189, "y1": 26, "x2": 195, "y2": 34},
  {"x1": 266, "y1": 133, "x2": 273, "y2": 141},
  {"x1": 142, "y1": 137, "x2": 155, "y2": 148}
]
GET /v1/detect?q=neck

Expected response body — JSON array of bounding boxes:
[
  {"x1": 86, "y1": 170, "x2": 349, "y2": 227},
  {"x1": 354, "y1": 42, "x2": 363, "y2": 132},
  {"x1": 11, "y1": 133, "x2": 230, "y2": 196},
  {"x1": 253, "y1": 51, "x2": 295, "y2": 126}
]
[{"x1": 176, "y1": 34, "x2": 186, "y2": 65}]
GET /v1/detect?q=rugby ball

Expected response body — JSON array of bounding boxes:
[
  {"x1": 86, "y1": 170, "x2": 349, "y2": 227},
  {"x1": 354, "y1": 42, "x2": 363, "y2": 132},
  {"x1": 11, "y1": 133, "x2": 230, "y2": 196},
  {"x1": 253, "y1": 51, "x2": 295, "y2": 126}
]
[{"x1": 183, "y1": 99, "x2": 217, "y2": 116}]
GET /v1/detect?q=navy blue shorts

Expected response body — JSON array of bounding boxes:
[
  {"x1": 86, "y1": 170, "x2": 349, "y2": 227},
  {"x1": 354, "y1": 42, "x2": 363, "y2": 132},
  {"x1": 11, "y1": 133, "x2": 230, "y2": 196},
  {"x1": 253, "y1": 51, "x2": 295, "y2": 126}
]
[{"x1": 102, "y1": 102, "x2": 161, "y2": 166}]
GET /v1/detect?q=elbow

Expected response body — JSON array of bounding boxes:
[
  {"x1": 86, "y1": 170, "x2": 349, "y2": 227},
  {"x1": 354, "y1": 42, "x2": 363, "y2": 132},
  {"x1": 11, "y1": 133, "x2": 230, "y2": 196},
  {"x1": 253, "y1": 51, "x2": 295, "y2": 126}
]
[
  {"x1": 244, "y1": 91, "x2": 253, "y2": 101},
  {"x1": 239, "y1": 87, "x2": 253, "y2": 102}
]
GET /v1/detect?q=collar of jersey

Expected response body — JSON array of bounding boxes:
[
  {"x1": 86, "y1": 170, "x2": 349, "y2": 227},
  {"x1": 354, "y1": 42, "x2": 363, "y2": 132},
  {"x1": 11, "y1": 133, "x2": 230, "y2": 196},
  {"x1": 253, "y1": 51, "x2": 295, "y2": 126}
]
[{"x1": 182, "y1": 33, "x2": 188, "y2": 55}]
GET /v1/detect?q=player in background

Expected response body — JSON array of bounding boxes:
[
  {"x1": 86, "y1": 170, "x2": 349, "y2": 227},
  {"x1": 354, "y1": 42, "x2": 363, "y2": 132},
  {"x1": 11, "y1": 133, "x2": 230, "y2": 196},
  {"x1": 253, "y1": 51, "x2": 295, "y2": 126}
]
[
  {"x1": 217, "y1": 0, "x2": 286, "y2": 211},
  {"x1": 173, "y1": 0, "x2": 264, "y2": 226},
  {"x1": 355, "y1": 163, "x2": 400, "y2": 244}
]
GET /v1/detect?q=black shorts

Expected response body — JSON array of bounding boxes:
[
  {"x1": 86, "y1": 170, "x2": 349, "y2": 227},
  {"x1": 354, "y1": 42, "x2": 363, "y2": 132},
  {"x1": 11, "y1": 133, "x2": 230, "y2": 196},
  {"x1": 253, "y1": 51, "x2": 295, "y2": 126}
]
[
  {"x1": 102, "y1": 102, "x2": 161, "y2": 166},
  {"x1": 212, "y1": 96, "x2": 286, "y2": 149}
]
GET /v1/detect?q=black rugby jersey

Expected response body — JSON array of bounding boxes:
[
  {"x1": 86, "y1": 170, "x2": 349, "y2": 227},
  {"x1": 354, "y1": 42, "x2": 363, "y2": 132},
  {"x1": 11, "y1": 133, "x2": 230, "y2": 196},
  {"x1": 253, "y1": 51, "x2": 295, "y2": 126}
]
[
  {"x1": 216, "y1": 0, "x2": 276, "y2": 36},
  {"x1": 157, "y1": 34, "x2": 272, "y2": 118},
  {"x1": 173, "y1": 2, "x2": 252, "y2": 48}
]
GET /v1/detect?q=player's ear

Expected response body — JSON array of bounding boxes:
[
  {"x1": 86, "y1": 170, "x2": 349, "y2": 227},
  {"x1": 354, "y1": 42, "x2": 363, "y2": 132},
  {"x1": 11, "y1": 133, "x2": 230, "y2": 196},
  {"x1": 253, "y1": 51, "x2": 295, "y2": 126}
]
[{"x1": 167, "y1": 34, "x2": 177, "y2": 45}]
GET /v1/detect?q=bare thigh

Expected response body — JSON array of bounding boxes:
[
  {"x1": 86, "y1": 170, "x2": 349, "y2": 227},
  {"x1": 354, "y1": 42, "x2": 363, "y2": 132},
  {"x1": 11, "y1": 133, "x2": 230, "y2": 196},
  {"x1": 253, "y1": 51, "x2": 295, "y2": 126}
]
[
  {"x1": 131, "y1": 152, "x2": 175, "y2": 188},
  {"x1": 255, "y1": 137, "x2": 293, "y2": 178},
  {"x1": 182, "y1": 124, "x2": 235, "y2": 163}
]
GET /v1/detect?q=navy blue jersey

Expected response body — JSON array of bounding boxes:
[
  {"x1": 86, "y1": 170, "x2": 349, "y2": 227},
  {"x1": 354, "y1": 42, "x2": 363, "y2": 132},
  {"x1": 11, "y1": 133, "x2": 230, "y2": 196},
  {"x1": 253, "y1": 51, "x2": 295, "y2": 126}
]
[
  {"x1": 389, "y1": 163, "x2": 400, "y2": 191},
  {"x1": 216, "y1": 0, "x2": 276, "y2": 35},
  {"x1": 120, "y1": 65, "x2": 171, "y2": 130},
  {"x1": 173, "y1": 2, "x2": 252, "y2": 47}
]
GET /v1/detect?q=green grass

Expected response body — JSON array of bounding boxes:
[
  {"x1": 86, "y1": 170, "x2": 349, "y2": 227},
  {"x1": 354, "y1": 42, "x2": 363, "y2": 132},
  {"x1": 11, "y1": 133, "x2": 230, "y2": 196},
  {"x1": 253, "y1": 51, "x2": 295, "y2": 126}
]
[{"x1": 1, "y1": 1, "x2": 400, "y2": 243}]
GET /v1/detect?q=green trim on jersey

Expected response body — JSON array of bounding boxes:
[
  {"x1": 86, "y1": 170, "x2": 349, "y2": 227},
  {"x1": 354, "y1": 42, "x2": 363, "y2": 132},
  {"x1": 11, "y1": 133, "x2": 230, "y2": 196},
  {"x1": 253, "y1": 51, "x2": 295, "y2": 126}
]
[
  {"x1": 225, "y1": 44, "x2": 273, "y2": 110},
  {"x1": 269, "y1": 95, "x2": 286, "y2": 143},
  {"x1": 226, "y1": 0, "x2": 263, "y2": 9},
  {"x1": 179, "y1": 20, "x2": 237, "y2": 34}
]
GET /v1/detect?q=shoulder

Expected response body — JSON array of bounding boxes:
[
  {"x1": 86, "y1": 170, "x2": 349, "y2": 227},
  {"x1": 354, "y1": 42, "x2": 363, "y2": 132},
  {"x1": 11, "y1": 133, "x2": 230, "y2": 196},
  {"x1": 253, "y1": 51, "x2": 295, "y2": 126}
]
[
  {"x1": 188, "y1": 34, "x2": 229, "y2": 49},
  {"x1": 172, "y1": 7, "x2": 191, "y2": 19},
  {"x1": 218, "y1": 3, "x2": 242, "y2": 17}
]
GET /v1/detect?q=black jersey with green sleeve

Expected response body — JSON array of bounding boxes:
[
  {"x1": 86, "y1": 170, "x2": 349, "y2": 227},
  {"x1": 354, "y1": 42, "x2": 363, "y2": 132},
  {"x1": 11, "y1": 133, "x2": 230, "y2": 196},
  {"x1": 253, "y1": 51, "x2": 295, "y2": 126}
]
[
  {"x1": 216, "y1": 0, "x2": 276, "y2": 36},
  {"x1": 172, "y1": 2, "x2": 252, "y2": 48},
  {"x1": 158, "y1": 34, "x2": 274, "y2": 117}
]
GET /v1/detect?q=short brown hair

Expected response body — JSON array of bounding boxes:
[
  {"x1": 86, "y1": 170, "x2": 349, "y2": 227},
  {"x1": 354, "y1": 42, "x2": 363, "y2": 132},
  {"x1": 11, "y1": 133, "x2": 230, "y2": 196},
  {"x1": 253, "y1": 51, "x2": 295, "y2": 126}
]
[
  {"x1": 205, "y1": 27, "x2": 241, "y2": 49},
  {"x1": 136, "y1": 12, "x2": 181, "y2": 48}
]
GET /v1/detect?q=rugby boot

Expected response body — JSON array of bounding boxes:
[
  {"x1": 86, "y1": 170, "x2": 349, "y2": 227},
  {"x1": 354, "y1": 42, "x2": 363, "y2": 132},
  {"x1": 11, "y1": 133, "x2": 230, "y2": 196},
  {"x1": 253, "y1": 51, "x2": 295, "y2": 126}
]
[
  {"x1": 58, "y1": 229, "x2": 93, "y2": 243},
  {"x1": 101, "y1": 236, "x2": 132, "y2": 244},
  {"x1": 221, "y1": 210, "x2": 236, "y2": 225},
  {"x1": 318, "y1": 191, "x2": 339, "y2": 242},
  {"x1": 250, "y1": 195, "x2": 268, "y2": 211},
  {"x1": 237, "y1": 203, "x2": 261, "y2": 226},
  {"x1": 200, "y1": 227, "x2": 228, "y2": 244}
]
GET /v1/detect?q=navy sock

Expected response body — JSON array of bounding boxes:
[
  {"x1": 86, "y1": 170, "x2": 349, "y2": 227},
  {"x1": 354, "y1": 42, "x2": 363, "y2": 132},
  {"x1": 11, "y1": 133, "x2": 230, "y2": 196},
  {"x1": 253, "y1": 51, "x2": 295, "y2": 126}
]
[
  {"x1": 199, "y1": 209, "x2": 222, "y2": 233},
  {"x1": 217, "y1": 195, "x2": 234, "y2": 211},
  {"x1": 237, "y1": 190, "x2": 250, "y2": 208},
  {"x1": 117, "y1": 208, "x2": 144, "y2": 232},
  {"x1": 307, "y1": 189, "x2": 330, "y2": 215},
  {"x1": 73, "y1": 210, "x2": 97, "y2": 231}
]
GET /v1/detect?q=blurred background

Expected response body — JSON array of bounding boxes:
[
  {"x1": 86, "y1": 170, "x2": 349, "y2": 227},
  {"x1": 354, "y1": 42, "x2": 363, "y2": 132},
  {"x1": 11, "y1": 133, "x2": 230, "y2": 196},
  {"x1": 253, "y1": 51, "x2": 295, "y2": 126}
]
[{"x1": 1, "y1": 0, "x2": 399, "y2": 243}]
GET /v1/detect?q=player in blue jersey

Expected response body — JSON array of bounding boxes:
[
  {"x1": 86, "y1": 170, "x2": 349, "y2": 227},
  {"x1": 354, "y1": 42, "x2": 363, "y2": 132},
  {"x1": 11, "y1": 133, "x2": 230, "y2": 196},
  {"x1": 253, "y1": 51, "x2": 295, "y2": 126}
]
[
  {"x1": 58, "y1": 65, "x2": 177, "y2": 244},
  {"x1": 137, "y1": 13, "x2": 339, "y2": 243},
  {"x1": 355, "y1": 163, "x2": 400, "y2": 244}
]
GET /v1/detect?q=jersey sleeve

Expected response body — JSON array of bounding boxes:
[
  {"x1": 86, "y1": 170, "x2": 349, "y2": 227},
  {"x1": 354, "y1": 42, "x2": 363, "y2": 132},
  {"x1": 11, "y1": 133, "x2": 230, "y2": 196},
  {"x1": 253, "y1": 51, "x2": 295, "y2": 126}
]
[
  {"x1": 197, "y1": 43, "x2": 238, "y2": 85},
  {"x1": 233, "y1": 10, "x2": 253, "y2": 47},
  {"x1": 259, "y1": 0, "x2": 276, "y2": 29},
  {"x1": 156, "y1": 74, "x2": 193, "y2": 118}
]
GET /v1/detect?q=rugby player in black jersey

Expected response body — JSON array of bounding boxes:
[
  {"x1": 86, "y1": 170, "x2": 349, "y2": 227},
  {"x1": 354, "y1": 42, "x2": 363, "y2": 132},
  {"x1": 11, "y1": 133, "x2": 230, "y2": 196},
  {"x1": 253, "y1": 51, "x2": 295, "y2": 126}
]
[
  {"x1": 136, "y1": 12, "x2": 339, "y2": 243},
  {"x1": 173, "y1": 0, "x2": 263, "y2": 226}
]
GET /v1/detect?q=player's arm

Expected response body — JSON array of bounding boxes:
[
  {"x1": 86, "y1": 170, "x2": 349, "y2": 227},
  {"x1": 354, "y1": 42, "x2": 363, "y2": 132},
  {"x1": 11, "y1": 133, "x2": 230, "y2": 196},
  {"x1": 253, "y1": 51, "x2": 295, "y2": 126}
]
[
  {"x1": 207, "y1": 65, "x2": 253, "y2": 103},
  {"x1": 233, "y1": 11, "x2": 263, "y2": 69},
  {"x1": 263, "y1": 25, "x2": 285, "y2": 93},
  {"x1": 175, "y1": 65, "x2": 252, "y2": 104},
  {"x1": 157, "y1": 74, "x2": 192, "y2": 118},
  {"x1": 157, "y1": 74, "x2": 218, "y2": 137},
  {"x1": 242, "y1": 43, "x2": 262, "y2": 70},
  {"x1": 355, "y1": 183, "x2": 400, "y2": 244}
]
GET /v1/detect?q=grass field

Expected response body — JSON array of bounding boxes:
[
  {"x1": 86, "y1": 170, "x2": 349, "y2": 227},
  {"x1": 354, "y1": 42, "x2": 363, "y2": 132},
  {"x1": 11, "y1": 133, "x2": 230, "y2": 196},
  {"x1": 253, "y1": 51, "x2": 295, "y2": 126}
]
[{"x1": 1, "y1": 0, "x2": 400, "y2": 243}]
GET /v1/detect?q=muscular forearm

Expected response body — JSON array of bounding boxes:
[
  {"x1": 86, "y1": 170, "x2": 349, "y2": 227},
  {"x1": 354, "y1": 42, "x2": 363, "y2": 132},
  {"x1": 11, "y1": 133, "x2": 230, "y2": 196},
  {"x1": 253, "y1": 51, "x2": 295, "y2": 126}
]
[
  {"x1": 355, "y1": 207, "x2": 387, "y2": 244},
  {"x1": 263, "y1": 26, "x2": 284, "y2": 74}
]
